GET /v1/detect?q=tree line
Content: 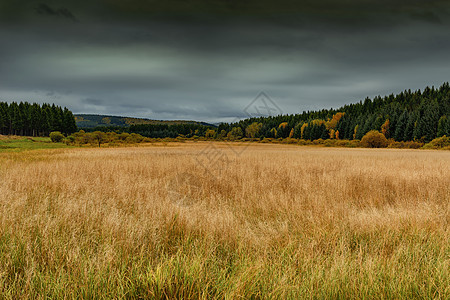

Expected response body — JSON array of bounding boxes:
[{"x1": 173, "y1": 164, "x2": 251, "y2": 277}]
[
  {"x1": 5, "y1": 83, "x2": 449, "y2": 142},
  {"x1": 80, "y1": 123, "x2": 215, "y2": 138},
  {"x1": 0, "y1": 102, "x2": 77, "y2": 136},
  {"x1": 79, "y1": 83, "x2": 449, "y2": 143},
  {"x1": 217, "y1": 83, "x2": 450, "y2": 142},
  {"x1": 91, "y1": 83, "x2": 446, "y2": 143}
]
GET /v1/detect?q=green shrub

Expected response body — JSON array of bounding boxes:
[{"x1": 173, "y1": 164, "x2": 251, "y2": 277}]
[
  {"x1": 281, "y1": 138, "x2": 298, "y2": 144},
  {"x1": 388, "y1": 140, "x2": 423, "y2": 149},
  {"x1": 125, "y1": 133, "x2": 145, "y2": 143},
  {"x1": 335, "y1": 140, "x2": 349, "y2": 147},
  {"x1": 423, "y1": 135, "x2": 450, "y2": 149},
  {"x1": 118, "y1": 133, "x2": 130, "y2": 141},
  {"x1": 348, "y1": 140, "x2": 361, "y2": 147},
  {"x1": 312, "y1": 138, "x2": 325, "y2": 145},
  {"x1": 297, "y1": 139, "x2": 312, "y2": 145},
  {"x1": 49, "y1": 131, "x2": 65, "y2": 143},
  {"x1": 227, "y1": 127, "x2": 243, "y2": 139},
  {"x1": 64, "y1": 135, "x2": 75, "y2": 145},
  {"x1": 260, "y1": 138, "x2": 274, "y2": 143},
  {"x1": 324, "y1": 139, "x2": 334, "y2": 147}
]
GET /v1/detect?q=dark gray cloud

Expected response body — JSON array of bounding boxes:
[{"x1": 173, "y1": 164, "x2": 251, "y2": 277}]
[
  {"x1": 1, "y1": 1, "x2": 450, "y2": 122},
  {"x1": 35, "y1": 3, "x2": 78, "y2": 22}
]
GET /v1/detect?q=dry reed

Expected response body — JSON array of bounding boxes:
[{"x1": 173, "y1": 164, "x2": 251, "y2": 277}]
[{"x1": 0, "y1": 142, "x2": 448, "y2": 298}]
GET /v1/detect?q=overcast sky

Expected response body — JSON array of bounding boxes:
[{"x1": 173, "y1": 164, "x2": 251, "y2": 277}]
[{"x1": 1, "y1": 1, "x2": 450, "y2": 123}]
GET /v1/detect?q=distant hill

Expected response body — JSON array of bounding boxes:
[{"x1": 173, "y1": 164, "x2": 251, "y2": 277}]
[
  {"x1": 75, "y1": 114, "x2": 213, "y2": 128},
  {"x1": 75, "y1": 83, "x2": 450, "y2": 142}
]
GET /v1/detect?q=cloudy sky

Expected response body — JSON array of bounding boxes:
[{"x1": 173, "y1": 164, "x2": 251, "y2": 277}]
[{"x1": 1, "y1": 1, "x2": 450, "y2": 123}]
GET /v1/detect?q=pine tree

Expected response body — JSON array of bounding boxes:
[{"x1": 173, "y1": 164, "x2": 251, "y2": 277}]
[
  {"x1": 394, "y1": 110, "x2": 408, "y2": 141},
  {"x1": 9, "y1": 102, "x2": 21, "y2": 135},
  {"x1": 404, "y1": 112, "x2": 417, "y2": 141},
  {"x1": 0, "y1": 103, "x2": 6, "y2": 135},
  {"x1": 63, "y1": 108, "x2": 78, "y2": 135},
  {"x1": 414, "y1": 100, "x2": 440, "y2": 142},
  {"x1": 437, "y1": 115, "x2": 449, "y2": 137},
  {"x1": 30, "y1": 104, "x2": 40, "y2": 137},
  {"x1": 0, "y1": 102, "x2": 76, "y2": 137}
]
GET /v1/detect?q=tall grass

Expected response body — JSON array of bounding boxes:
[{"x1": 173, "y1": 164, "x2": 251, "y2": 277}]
[{"x1": 0, "y1": 143, "x2": 448, "y2": 298}]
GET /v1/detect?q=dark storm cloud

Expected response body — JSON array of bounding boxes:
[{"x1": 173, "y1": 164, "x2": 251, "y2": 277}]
[
  {"x1": 1, "y1": 1, "x2": 450, "y2": 122},
  {"x1": 35, "y1": 3, "x2": 79, "y2": 22},
  {"x1": 83, "y1": 98, "x2": 104, "y2": 106}
]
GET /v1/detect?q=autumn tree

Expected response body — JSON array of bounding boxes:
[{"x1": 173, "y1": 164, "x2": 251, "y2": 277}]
[
  {"x1": 289, "y1": 128, "x2": 294, "y2": 138},
  {"x1": 227, "y1": 127, "x2": 243, "y2": 139},
  {"x1": 245, "y1": 122, "x2": 262, "y2": 138},
  {"x1": 205, "y1": 129, "x2": 216, "y2": 138},
  {"x1": 329, "y1": 129, "x2": 335, "y2": 139},
  {"x1": 353, "y1": 125, "x2": 359, "y2": 140},
  {"x1": 360, "y1": 130, "x2": 388, "y2": 148},
  {"x1": 326, "y1": 112, "x2": 345, "y2": 130},
  {"x1": 381, "y1": 119, "x2": 390, "y2": 138},
  {"x1": 300, "y1": 123, "x2": 308, "y2": 139},
  {"x1": 219, "y1": 130, "x2": 227, "y2": 139},
  {"x1": 269, "y1": 128, "x2": 277, "y2": 138},
  {"x1": 91, "y1": 131, "x2": 107, "y2": 147},
  {"x1": 277, "y1": 122, "x2": 290, "y2": 138}
]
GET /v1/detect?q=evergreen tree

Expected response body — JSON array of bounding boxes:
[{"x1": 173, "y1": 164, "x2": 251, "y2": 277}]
[
  {"x1": 414, "y1": 100, "x2": 440, "y2": 142},
  {"x1": 437, "y1": 115, "x2": 449, "y2": 137},
  {"x1": 0, "y1": 101, "x2": 77, "y2": 136},
  {"x1": 404, "y1": 112, "x2": 417, "y2": 141},
  {"x1": 0, "y1": 103, "x2": 6, "y2": 135},
  {"x1": 63, "y1": 108, "x2": 78, "y2": 135},
  {"x1": 30, "y1": 104, "x2": 40, "y2": 137},
  {"x1": 394, "y1": 110, "x2": 408, "y2": 141}
]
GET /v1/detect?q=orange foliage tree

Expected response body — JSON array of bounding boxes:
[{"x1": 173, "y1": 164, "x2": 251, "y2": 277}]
[
  {"x1": 329, "y1": 129, "x2": 335, "y2": 139},
  {"x1": 300, "y1": 123, "x2": 308, "y2": 139},
  {"x1": 326, "y1": 112, "x2": 345, "y2": 130},
  {"x1": 361, "y1": 130, "x2": 388, "y2": 148},
  {"x1": 381, "y1": 119, "x2": 390, "y2": 139},
  {"x1": 353, "y1": 125, "x2": 359, "y2": 140}
]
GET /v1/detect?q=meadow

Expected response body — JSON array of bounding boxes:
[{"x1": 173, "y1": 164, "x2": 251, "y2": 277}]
[
  {"x1": 0, "y1": 136, "x2": 71, "y2": 152},
  {"x1": 0, "y1": 142, "x2": 448, "y2": 299}
]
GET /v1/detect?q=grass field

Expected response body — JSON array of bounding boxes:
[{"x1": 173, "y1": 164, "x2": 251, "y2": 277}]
[
  {"x1": 0, "y1": 136, "x2": 71, "y2": 152},
  {"x1": 0, "y1": 142, "x2": 448, "y2": 299}
]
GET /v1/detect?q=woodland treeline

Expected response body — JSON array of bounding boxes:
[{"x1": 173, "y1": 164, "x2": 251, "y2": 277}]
[
  {"x1": 0, "y1": 102, "x2": 77, "y2": 136},
  {"x1": 81, "y1": 83, "x2": 449, "y2": 142},
  {"x1": 218, "y1": 83, "x2": 450, "y2": 143},
  {"x1": 82, "y1": 123, "x2": 214, "y2": 138},
  {"x1": 4, "y1": 83, "x2": 449, "y2": 142}
]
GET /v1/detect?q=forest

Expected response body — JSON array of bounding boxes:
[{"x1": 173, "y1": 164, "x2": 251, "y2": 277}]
[
  {"x1": 0, "y1": 102, "x2": 77, "y2": 136},
  {"x1": 218, "y1": 83, "x2": 450, "y2": 143},
  {"x1": 2, "y1": 83, "x2": 449, "y2": 142},
  {"x1": 80, "y1": 83, "x2": 450, "y2": 143}
]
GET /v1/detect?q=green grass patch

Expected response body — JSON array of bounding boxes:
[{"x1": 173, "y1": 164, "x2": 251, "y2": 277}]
[{"x1": 0, "y1": 137, "x2": 72, "y2": 152}]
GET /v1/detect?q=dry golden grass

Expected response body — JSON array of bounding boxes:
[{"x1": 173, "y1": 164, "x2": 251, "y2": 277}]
[{"x1": 0, "y1": 142, "x2": 448, "y2": 298}]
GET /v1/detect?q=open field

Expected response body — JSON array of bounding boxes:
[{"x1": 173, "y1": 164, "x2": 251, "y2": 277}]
[
  {"x1": 0, "y1": 136, "x2": 71, "y2": 152},
  {"x1": 0, "y1": 142, "x2": 448, "y2": 298}
]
